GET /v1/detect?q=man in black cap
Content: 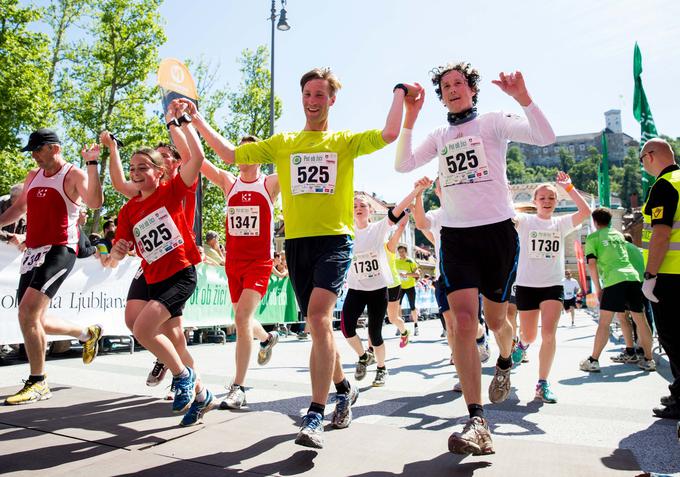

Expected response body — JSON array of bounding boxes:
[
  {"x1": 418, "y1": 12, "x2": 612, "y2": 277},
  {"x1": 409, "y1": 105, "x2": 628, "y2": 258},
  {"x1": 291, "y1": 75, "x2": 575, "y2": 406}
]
[{"x1": 0, "y1": 128, "x2": 105, "y2": 405}]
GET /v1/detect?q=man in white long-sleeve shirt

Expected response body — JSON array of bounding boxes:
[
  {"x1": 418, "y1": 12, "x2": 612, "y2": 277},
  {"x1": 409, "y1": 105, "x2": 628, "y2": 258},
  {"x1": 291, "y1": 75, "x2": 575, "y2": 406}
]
[{"x1": 394, "y1": 62, "x2": 555, "y2": 455}]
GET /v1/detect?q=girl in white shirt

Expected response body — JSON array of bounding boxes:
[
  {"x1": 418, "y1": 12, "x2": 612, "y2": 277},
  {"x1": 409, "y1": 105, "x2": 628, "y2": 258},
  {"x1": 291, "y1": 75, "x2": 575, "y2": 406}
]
[{"x1": 512, "y1": 172, "x2": 590, "y2": 403}]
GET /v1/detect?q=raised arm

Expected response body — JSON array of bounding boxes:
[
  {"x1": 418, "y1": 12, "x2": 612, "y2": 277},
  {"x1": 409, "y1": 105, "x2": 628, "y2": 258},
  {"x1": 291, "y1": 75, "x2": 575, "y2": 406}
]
[
  {"x1": 201, "y1": 156, "x2": 236, "y2": 194},
  {"x1": 78, "y1": 144, "x2": 104, "y2": 208},
  {"x1": 413, "y1": 180, "x2": 433, "y2": 232},
  {"x1": 493, "y1": 71, "x2": 556, "y2": 146},
  {"x1": 386, "y1": 216, "x2": 408, "y2": 253},
  {"x1": 177, "y1": 120, "x2": 205, "y2": 187},
  {"x1": 382, "y1": 82, "x2": 421, "y2": 143},
  {"x1": 179, "y1": 98, "x2": 236, "y2": 165},
  {"x1": 555, "y1": 171, "x2": 591, "y2": 226},
  {"x1": 394, "y1": 84, "x2": 437, "y2": 173},
  {"x1": 101, "y1": 131, "x2": 136, "y2": 200},
  {"x1": 165, "y1": 103, "x2": 192, "y2": 165}
]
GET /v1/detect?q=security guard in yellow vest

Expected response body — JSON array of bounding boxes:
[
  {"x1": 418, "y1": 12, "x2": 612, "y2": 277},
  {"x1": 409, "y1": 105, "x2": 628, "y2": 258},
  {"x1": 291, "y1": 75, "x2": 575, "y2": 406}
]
[{"x1": 640, "y1": 137, "x2": 680, "y2": 420}]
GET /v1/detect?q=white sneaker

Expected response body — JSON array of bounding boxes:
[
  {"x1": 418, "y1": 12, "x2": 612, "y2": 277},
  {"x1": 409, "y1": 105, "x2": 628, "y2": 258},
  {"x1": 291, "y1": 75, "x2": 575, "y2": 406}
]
[
  {"x1": 220, "y1": 384, "x2": 246, "y2": 409},
  {"x1": 638, "y1": 358, "x2": 656, "y2": 372},
  {"x1": 579, "y1": 358, "x2": 600, "y2": 372}
]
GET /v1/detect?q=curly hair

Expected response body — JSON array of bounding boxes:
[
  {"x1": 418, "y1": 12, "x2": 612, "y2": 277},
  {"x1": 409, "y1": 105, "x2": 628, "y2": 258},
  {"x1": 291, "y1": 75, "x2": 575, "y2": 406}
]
[{"x1": 430, "y1": 62, "x2": 481, "y2": 105}]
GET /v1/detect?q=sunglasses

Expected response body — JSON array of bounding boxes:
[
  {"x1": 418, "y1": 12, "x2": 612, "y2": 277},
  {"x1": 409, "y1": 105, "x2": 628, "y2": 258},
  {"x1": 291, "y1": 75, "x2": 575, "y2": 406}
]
[{"x1": 639, "y1": 151, "x2": 653, "y2": 163}]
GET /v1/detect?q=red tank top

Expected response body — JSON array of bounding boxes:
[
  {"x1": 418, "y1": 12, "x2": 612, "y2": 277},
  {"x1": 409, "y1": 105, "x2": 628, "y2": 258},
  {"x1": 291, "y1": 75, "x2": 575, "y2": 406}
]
[
  {"x1": 115, "y1": 174, "x2": 201, "y2": 284},
  {"x1": 225, "y1": 174, "x2": 274, "y2": 261},
  {"x1": 25, "y1": 163, "x2": 80, "y2": 250}
]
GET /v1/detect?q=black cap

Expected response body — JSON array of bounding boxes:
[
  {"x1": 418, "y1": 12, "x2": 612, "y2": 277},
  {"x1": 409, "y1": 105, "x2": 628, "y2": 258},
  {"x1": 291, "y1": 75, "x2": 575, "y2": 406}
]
[{"x1": 21, "y1": 128, "x2": 61, "y2": 152}]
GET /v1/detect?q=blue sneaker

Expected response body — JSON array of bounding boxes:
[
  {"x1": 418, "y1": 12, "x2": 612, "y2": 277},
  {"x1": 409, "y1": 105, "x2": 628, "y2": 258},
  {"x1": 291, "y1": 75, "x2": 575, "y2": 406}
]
[
  {"x1": 331, "y1": 385, "x2": 359, "y2": 429},
  {"x1": 172, "y1": 367, "x2": 196, "y2": 413},
  {"x1": 535, "y1": 381, "x2": 557, "y2": 404},
  {"x1": 511, "y1": 343, "x2": 526, "y2": 365},
  {"x1": 180, "y1": 388, "x2": 215, "y2": 426},
  {"x1": 295, "y1": 411, "x2": 324, "y2": 448}
]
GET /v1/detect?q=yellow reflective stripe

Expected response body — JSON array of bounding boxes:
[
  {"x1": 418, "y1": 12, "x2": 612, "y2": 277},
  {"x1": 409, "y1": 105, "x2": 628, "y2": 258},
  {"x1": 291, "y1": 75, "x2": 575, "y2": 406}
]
[
  {"x1": 642, "y1": 221, "x2": 680, "y2": 230},
  {"x1": 641, "y1": 242, "x2": 680, "y2": 251}
]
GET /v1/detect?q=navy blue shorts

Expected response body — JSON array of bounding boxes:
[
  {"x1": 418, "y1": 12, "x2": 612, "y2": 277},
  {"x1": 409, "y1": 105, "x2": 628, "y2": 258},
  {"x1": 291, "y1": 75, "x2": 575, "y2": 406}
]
[
  {"x1": 285, "y1": 235, "x2": 353, "y2": 317},
  {"x1": 435, "y1": 278, "x2": 449, "y2": 313}
]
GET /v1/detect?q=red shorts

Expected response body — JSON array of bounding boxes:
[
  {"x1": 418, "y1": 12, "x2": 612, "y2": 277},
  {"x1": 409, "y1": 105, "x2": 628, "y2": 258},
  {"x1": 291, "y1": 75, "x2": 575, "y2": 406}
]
[{"x1": 225, "y1": 258, "x2": 274, "y2": 303}]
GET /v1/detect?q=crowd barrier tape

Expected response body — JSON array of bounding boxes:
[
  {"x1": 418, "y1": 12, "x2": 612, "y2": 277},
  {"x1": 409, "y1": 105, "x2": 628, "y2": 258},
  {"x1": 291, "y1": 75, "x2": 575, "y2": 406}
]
[{"x1": 0, "y1": 243, "x2": 299, "y2": 345}]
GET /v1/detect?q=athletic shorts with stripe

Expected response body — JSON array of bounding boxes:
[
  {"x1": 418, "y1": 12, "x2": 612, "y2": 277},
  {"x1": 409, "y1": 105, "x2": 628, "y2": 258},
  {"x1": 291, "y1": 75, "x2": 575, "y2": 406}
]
[{"x1": 17, "y1": 245, "x2": 75, "y2": 302}]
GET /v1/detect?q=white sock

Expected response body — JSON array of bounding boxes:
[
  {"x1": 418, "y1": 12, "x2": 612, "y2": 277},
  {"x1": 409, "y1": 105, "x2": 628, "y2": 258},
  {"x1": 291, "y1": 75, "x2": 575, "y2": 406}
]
[
  {"x1": 195, "y1": 386, "x2": 207, "y2": 402},
  {"x1": 78, "y1": 329, "x2": 90, "y2": 342},
  {"x1": 174, "y1": 367, "x2": 190, "y2": 379}
]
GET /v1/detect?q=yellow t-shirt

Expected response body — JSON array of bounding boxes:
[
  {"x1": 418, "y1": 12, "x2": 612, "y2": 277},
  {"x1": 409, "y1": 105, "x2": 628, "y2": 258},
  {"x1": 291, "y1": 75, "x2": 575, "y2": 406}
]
[{"x1": 235, "y1": 130, "x2": 387, "y2": 239}]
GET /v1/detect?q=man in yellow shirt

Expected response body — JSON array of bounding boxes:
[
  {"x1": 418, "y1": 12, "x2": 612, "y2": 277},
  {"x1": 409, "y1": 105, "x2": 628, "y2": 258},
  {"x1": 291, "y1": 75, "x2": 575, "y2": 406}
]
[
  {"x1": 182, "y1": 68, "x2": 417, "y2": 448},
  {"x1": 395, "y1": 245, "x2": 421, "y2": 335}
]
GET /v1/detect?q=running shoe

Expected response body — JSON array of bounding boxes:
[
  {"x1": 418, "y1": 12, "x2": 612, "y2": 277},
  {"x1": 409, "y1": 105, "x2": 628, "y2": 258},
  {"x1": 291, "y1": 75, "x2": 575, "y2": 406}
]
[
  {"x1": 365, "y1": 350, "x2": 376, "y2": 366},
  {"x1": 257, "y1": 332, "x2": 279, "y2": 366},
  {"x1": 511, "y1": 343, "x2": 526, "y2": 365},
  {"x1": 453, "y1": 381, "x2": 462, "y2": 393},
  {"x1": 355, "y1": 356, "x2": 369, "y2": 381},
  {"x1": 478, "y1": 341, "x2": 490, "y2": 364},
  {"x1": 295, "y1": 411, "x2": 324, "y2": 448},
  {"x1": 171, "y1": 367, "x2": 196, "y2": 413},
  {"x1": 146, "y1": 360, "x2": 168, "y2": 387},
  {"x1": 610, "y1": 352, "x2": 639, "y2": 364},
  {"x1": 331, "y1": 385, "x2": 359, "y2": 429},
  {"x1": 372, "y1": 368, "x2": 387, "y2": 387},
  {"x1": 579, "y1": 358, "x2": 600, "y2": 372},
  {"x1": 488, "y1": 366, "x2": 512, "y2": 403},
  {"x1": 4, "y1": 379, "x2": 51, "y2": 405},
  {"x1": 82, "y1": 324, "x2": 103, "y2": 364},
  {"x1": 414, "y1": 326, "x2": 419, "y2": 337},
  {"x1": 448, "y1": 416, "x2": 494, "y2": 455},
  {"x1": 638, "y1": 358, "x2": 657, "y2": 372},
  {"x1": 653, "y1": 405, "x2": 680, "y2": 420},
  {"x1": 535, "y1": 381, "x2": 557, "y2": 403},
  {"x1": 399, "y1": 329, "x2": 410, "y2": 348},
  {"x1": 180, "y1": 389, "x2": 215, "y2": 427},
  {"x1": 220, "y1": 383, "x2": 246, "y2": 409}
]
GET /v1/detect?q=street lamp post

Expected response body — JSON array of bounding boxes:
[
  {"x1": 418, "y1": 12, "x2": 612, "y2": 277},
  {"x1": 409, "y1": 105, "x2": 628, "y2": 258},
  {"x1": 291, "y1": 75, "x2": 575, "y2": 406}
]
[{"x1": 269, "y1": 0, "x2": 290, "y2": 139}]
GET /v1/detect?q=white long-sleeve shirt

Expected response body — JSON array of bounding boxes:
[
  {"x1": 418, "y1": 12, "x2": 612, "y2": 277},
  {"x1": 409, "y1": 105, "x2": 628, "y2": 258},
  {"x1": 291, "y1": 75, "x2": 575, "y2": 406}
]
[{"x1": 395, "y1": 102, "x2": 555, "y2": 228}]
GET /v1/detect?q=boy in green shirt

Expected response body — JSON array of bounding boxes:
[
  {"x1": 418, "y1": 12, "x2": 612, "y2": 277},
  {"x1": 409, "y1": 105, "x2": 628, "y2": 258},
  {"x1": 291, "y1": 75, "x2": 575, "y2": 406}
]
[{"x1": 580, "y1": 208, "x2": 655, "y2": 372}]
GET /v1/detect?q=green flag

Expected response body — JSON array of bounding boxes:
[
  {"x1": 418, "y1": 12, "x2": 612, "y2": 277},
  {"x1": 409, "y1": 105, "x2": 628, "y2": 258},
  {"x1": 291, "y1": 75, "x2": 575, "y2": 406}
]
[
  {"x1": 599, "y1": 132, "x2": 611, "y2": 207},
  {"x1": 633, "y1": 42, "x2": 658, "y2": 199}
]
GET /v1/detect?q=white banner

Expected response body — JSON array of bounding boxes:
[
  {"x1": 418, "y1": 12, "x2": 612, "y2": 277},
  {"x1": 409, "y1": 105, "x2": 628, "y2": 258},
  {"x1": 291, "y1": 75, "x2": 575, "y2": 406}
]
[{"x1": 0, "y1": 243, "x2": 140, "y2": 345}]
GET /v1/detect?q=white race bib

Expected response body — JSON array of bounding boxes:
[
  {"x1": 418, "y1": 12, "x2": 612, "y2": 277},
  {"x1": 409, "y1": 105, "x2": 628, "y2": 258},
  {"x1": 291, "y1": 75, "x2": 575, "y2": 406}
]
[
  {"x1": 352, "y1": 251, "x2": 381, "y2": 281},
  {"x1": 438, "y1": 135, "x2": 490, "y2": 186},
  {"x1": 228, "y1": 206, "x2": 260, "y2": 237},
  {"x1": 20, "y1": 245, "x2": 52, "y2": 274},
  {"x1": 528, "y1": 230, "x2": 561, "y2": 259},
  {"x1": 133, "y1": 207, "x2": 183, "y2": 264},
  {"x1": 290, "y1": 152, "x2": 337, "y2": 195}
]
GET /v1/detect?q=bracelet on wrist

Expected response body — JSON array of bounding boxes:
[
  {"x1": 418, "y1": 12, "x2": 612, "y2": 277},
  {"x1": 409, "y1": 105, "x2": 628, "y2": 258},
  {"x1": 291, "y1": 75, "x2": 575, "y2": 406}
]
[
  {"x1": 393, "y1": 83, "x2": 408, "y2": 96},
  {"x1": 85, "y1": 160, "x2": 99, "y2": 166},
  {"x1": 166, "y1": 118, "x2": 180, "y2": 130},
  {"x1": 177, "y1": 112, "x2": 193, "y2": 126},
  {"x1": 565, "y1": 183, "x2": 574, "y2": 192}
]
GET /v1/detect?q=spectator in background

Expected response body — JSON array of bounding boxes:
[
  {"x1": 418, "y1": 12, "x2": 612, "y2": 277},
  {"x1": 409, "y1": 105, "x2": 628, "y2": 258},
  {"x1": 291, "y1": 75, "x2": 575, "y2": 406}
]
[
  {"x1": 96, "y1": 219, "x2": 116, "y2": 253},
  {"x1": 272, "y1": 251, "x2": 289, "y2": 278},
  {"x1": 204, "y1": 230, "x2": 225, "y2": 266},
  {"x1": 0, "y1": 183, "x2": 27, "y2": 234},
  {"x1": 199, "y1": 245, "x2": 221, "y2": 266},
  {"x1": 76, "y1": 207, "x2": 97, "y2": 259}
]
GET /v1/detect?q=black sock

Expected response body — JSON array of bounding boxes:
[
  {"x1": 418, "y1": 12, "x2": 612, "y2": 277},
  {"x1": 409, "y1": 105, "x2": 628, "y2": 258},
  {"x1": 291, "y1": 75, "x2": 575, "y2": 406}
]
[
  {"x1": 368, "y1": 346, "x2": 374, "y2": 353},
  {"x1": 476, "y1": 336, "x2": 485, "y2": 344},
  {"x1": 308, "y1": 402, "x2": 325, "y2": 415},
  {"x1": 28, "y1": 374, "x2": 45, "y2": 384},
  {"x1": 414, "y1": 323, "x2": 419, "y2": 328},
  {"x1": 359, "y1": 352, "x2": 368, "y2": 362},
  {"x1": 625, "y1": 347, "x2": 635, "y2": 355},
  {"x1": 233, "y1": 383, "x2": 246, "y2": 392},
  {"x1": 497, "y1": 355, "x2": 512, "y2": 370},
  {"x1": 588, "y1": 356, "x2": 598, "y2": 363},
  {"x1": 377, "y1": 365, "x2": 386, "y2": 371},
  {"x1": 335, "y1": 378, "x2": 350, "y2": 395},
  {"x1": 468, "y1": 403, "x2": 484, "y2": 419},
  {"x1": 261, "y1": 337, "x2": 271, "y2": 347}
]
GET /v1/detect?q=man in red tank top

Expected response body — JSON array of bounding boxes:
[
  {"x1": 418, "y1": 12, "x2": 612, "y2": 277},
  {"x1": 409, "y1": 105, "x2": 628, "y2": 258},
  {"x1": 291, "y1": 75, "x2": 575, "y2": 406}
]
[
  {"x1": 0, "y1": 128, "x2": 104, "y2": 405},
  {"x1": 186, "y1": 124, "x2": 282, "y2": 410}
]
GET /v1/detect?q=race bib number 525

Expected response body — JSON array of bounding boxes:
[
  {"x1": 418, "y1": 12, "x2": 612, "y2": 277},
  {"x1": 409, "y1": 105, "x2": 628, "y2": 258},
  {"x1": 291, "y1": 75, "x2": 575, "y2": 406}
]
[
  {"x1": 290, "y1": 152, "x2": 337, "y2": 195},
  {"x1": 438, "y1": 135, "x2": 490, "y2": 186},
  {"x1": 133, "y1": 206, "x2": 183, "y2": 263}
]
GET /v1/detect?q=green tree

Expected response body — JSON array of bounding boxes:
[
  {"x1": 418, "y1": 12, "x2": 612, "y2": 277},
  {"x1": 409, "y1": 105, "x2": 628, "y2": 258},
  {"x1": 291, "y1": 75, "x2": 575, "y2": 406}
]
[
  {"x1": 0, "y1": 0, "x2": 53, "y2": 193},
  {"x1": 569, "y1": 146, "x2": 600, "y2": 196},
  {"x1": 56, "y1": 0, "x2": 166, "y2": 229},
  {"x1": 558, "y1": 147, "x2": 575, "y2": 172},
  {"x1": 619, "y1": 147, "x2": 642, "y2": 208}
]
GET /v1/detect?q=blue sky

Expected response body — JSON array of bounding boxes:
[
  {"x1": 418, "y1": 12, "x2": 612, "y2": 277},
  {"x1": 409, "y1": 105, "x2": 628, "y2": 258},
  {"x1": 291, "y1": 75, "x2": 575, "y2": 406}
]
[{"x1": 31, "y1": 0, "x2": 680, "y2": 202}]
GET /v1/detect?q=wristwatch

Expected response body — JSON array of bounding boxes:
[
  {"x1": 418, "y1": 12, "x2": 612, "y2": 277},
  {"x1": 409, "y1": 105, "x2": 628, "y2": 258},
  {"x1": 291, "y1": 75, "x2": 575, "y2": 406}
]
[
  {"x1": 643, "y1": 272, "x2": 657, "y2": 280},
  {"x1": 166, "y1": 117, "x2": 180, "y2": 129},
  {"x1": 177, "y1": 112, "x2": 193, "y2": 126},
  {"x1": 85, "y1": 160, "x2": 99, "y2": 166}
]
